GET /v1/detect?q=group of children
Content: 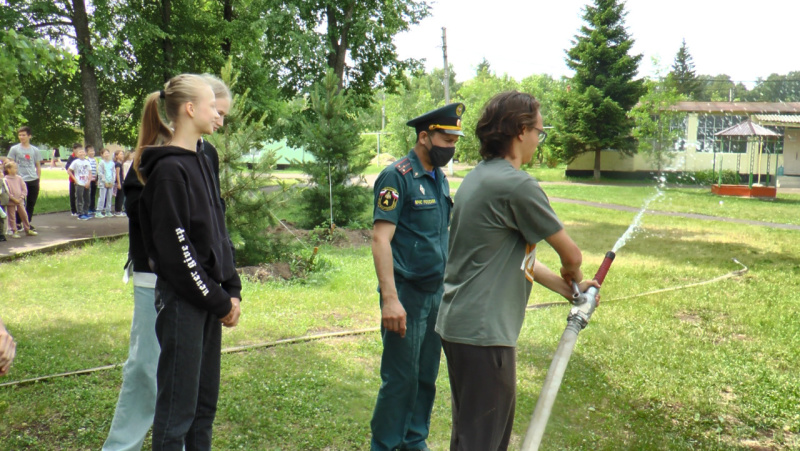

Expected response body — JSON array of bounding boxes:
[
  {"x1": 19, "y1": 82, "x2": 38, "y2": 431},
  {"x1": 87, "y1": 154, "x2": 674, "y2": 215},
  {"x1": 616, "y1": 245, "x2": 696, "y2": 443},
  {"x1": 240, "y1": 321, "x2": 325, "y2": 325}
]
[
  {"x1": 0, "y1": 158, "x2": 39, "y2": 240},
  {"x1": 65, "y1": 144, "x2": 133, "y2": 220}
]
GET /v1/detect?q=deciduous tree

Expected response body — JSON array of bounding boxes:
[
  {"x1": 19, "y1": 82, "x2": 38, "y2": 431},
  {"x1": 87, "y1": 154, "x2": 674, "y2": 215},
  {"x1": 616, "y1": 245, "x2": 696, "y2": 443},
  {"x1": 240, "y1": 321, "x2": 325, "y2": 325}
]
[{"x1": 629, "y1": 80, "x2": 685, "y2": 174}]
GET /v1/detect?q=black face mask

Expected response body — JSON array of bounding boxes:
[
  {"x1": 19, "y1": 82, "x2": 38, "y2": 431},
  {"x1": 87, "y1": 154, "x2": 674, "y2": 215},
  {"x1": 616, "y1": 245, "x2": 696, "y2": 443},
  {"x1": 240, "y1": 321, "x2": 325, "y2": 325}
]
[{"x1": 427, "y1": 136, "x2": 455, "y2": 168}]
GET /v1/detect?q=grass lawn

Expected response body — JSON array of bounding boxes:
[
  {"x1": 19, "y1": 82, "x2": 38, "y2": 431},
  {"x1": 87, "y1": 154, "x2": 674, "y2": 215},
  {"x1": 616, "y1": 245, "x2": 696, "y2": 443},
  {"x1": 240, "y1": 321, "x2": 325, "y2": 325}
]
[
  {"x1": 541, "y1": 184, "x2": 800, "y2": 225},
  {"x1": 2, "y1": 195, "x2": 799, "y2": 449},
  {"x1": 39, "y1": 169, "x2": 69, "y2": 181}
]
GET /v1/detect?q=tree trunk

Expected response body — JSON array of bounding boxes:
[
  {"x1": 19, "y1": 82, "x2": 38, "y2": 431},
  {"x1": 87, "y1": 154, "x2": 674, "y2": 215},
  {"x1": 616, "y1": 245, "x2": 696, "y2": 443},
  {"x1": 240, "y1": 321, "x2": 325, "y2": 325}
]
[
  {"x1": 221, "y1": 0, "x2": 233, "y2": 57},
  {"x1": 162, "y1": 0, "x2": 173, "y2": 82},
  {"x1": 326, "y1": 3, "x2": 355, "y2": 90},
  {"x1": 593, "y1": 149, "x2": 602, "y2": 180},
  {"x1": 71, "y1": 0, "x2": 103, "y2": 151}
]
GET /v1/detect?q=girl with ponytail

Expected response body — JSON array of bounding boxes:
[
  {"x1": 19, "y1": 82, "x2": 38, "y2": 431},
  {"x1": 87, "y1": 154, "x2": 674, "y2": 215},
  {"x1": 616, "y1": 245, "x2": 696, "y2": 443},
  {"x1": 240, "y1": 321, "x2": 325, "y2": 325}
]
[{"x1": 105, "y1": 74, "x2": 241, "y2": 451}]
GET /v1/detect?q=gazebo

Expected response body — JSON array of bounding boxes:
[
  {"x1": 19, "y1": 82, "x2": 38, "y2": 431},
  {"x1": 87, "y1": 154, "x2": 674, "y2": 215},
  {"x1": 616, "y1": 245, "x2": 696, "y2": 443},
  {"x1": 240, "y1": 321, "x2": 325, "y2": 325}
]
[{"x1": 712, "y1": 119, "x2": 782, "y2": 198}]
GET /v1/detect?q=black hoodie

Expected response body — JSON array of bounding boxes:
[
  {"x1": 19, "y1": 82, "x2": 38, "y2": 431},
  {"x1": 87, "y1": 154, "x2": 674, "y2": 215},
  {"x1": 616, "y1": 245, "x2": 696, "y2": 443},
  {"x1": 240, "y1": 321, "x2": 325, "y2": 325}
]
[
  {"x1": 123, "y1": 165, "x2": 150, "y2": 273},
  {"x1": 137, "y1": 145, "x2": 241, "y2": 317}
]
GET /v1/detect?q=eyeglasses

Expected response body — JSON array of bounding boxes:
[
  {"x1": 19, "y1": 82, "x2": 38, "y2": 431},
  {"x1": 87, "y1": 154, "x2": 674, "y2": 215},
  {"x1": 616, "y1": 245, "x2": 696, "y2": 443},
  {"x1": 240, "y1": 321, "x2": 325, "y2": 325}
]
[{"x1": 531, "y1": 126, "x2": 548, "y2": 144}]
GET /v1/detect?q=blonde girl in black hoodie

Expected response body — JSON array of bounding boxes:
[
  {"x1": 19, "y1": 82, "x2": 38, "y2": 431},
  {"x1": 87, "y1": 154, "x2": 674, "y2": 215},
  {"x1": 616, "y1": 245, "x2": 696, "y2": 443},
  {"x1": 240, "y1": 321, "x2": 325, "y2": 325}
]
[{"x1": 133, "y1": 74, "x2": 241, "y2": 451}]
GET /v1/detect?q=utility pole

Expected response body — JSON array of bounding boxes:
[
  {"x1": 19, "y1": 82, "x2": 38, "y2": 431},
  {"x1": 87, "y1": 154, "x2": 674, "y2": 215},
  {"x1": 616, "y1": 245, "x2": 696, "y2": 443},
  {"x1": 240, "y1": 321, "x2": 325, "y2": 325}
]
[
  {"x1": 442, "y1": 27, "x2": 453, "y2": 175},
  {"x1": 442, "y1": 27, "x2": 451, "y2": 104}
]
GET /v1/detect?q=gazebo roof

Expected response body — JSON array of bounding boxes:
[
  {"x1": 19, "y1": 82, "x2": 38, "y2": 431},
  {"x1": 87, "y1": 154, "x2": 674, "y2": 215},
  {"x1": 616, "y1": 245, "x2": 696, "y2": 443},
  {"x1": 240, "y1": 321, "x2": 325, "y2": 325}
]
[{"x1": 715, "y1": 119, "x2": 782, "y2": 137}]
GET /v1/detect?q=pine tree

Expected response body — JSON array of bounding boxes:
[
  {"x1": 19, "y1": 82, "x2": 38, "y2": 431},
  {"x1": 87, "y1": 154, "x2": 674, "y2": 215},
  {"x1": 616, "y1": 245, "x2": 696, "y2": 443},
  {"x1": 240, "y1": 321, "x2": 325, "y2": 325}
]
[
  {"x1": 297, "y1": 70, "x2": 371, "y2": 228},
  {"x1": 554, "y1": 0, "x2": 645, "y2": 179},
  {"x1": 207, "y1": 60, "x2": 287, "y2": 266},
  {"x1": 668, "y1": 39, "x2": 702, "y2": 99}
]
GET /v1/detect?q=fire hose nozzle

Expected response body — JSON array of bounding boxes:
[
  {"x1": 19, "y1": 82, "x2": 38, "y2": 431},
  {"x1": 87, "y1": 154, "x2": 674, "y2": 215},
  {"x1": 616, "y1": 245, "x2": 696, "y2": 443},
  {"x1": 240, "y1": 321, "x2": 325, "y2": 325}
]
[{"x1": 567, "y1": 286, "x2": 599, "y2": 330}]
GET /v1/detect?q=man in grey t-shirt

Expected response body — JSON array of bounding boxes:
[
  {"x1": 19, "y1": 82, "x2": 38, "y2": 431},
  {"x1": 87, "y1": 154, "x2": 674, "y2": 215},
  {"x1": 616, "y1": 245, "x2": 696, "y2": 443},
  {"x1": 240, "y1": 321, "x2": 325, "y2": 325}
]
[
  {"x1": 7, "y1": 126, "x2": 41, "y2": 228},
  {"x1": 435, "y1": 92, "x2": 598, "y2": 450}
]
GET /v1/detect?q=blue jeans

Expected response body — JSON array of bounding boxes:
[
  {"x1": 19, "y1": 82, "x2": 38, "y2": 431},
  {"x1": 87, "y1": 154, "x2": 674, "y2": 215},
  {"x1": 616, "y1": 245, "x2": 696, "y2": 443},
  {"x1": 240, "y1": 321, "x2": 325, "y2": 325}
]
[
  {"x1": 103, "y1": 274, "x2": 159, "y2": 451},
  {"x1": 152, "y1": 279, "x2": 222, "y2": 451},
  {"x1": 371, "y1": 283, "x2": 443, "y2": 451}
]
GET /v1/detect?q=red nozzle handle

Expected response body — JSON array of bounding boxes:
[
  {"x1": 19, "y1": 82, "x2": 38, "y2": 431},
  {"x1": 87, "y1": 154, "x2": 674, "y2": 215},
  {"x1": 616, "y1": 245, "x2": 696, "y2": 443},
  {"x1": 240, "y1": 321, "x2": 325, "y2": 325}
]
[{"x1": 592, "y1": 251, "x2": 616, "y2": 286}]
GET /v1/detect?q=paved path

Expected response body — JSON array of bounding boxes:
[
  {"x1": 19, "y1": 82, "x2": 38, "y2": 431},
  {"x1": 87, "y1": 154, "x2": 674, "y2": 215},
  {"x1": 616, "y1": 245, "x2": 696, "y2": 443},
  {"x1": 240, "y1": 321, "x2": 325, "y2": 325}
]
[{"x1": 0, "y1": 212, "x2": 128, "y2": 261}]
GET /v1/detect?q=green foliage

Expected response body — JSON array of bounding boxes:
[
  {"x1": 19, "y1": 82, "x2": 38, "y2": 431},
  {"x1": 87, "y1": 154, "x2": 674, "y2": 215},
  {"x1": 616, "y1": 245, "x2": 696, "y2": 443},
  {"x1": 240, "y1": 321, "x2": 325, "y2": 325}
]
[
  {"x1": 0, "y1": 29, "x2": 74, "y2": 141},
  {"x1": 296, "y1": 71, "x2": 371, "y2": 228},
  {"x1": 629, "y1": 79, "x2": 686, "y2": 172},
  {"x1": 678, "y1": 169, "x2": 739, "y2": 185},
  {"x1": 555, "y1": 0, "x2": 645, "y2": 178},
  {"x1": 519, "y1": 74, "x2": 567, "y2": 165},
  {"x1": 666, "y1": 39, "x2": 702, "y2": 100},
  {"x1": 746, "y1": 72, "x2": 800, "y2": 102},
  {"x1": 382, "y1": 82, "x2": 438, "y2": 158},
  {"x1": 453, "y1": 62, "x2": 519, "y2": 162},
  {"x1": 555, "y1": 85, "x2": 632, "y2": 156},
  {"x1": 696, "y1": 74, "x2": 748, "y2": 102},
  {"x1": 207, "y1": 61, "x2": 287, "y2": 266}
]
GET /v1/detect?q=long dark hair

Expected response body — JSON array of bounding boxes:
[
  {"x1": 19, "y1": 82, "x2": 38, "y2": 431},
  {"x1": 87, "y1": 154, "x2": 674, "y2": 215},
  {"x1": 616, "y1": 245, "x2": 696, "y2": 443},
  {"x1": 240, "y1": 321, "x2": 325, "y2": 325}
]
[{"x1": 475, "y1": 91, "x2": 541, "y2": 160}]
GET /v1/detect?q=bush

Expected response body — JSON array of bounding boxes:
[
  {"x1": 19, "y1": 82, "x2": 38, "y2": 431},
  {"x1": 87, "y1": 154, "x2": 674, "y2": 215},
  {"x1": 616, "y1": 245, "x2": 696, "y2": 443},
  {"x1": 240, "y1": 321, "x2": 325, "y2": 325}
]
[{"x1": 662, "y1": 170, "x2": 739, "y2": 185}]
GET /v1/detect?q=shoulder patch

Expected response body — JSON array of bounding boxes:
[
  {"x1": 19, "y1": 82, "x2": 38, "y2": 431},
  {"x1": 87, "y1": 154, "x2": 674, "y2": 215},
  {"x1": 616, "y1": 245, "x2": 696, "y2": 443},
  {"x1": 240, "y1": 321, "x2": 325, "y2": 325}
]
[
  {"x1": 395, "y1": 158, "x2": 413, "y2": 175},
  {"x1": 378, "y1": 187, "x2": 400, "y2": 211}
]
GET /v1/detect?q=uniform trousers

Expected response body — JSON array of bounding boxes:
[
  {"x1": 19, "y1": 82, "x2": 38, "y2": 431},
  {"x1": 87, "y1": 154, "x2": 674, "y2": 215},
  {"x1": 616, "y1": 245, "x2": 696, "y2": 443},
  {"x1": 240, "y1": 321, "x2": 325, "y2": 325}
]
[{"x1": 371, "y1": 282, "x2": 443, "y2": 451}]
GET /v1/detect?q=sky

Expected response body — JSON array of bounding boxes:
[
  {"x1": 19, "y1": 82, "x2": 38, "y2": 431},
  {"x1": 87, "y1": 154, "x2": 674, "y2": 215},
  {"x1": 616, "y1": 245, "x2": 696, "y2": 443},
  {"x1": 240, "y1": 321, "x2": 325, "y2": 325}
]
[{"x1": 393, "y1": 0, "x2": 800, "y2": 88}]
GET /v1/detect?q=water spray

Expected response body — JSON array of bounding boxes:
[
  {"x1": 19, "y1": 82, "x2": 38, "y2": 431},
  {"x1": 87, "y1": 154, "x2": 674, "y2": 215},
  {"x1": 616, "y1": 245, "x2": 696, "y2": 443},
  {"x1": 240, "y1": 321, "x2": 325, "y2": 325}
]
[{"x1": 521, "y1": 251, "x2": 616, "y2": 451}]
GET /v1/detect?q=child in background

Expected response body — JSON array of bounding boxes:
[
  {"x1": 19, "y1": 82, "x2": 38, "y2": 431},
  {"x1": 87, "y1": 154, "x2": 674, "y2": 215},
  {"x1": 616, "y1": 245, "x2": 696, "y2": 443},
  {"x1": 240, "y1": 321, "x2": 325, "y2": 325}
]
[
  {"x1": 0, "y1": 159, "x2": 8, "y2": 242},
  {"x1": 65, "y1": 144, "x2": 80, "y2": 216},
  {"x1": 3, "y1": 160, "x2": 38, "y2": 237},
  {"x1": 96, "y1": 149, "x2": 115, "y2": 218},
  {"x1": 68, "y1": 147, "x2": 92, "y2": 220},
  {"x1": 51, "y1": 146, "x2": 61, "y2": 168},
  {"x1": 86, "y1": 146, "x2": 98, "y2": 216},
  {"x1": 123, "y1": 151, "x2": 134, "y2": 179},
  {"x1": 113, "y1": 150, "x2": 127, "y2": 216}
]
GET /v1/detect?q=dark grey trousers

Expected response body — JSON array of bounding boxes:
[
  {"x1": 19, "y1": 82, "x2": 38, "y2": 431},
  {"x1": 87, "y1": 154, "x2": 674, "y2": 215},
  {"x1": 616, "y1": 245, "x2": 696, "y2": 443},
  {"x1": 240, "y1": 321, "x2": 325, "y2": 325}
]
[
  {"x1": 441, "y1": 339, "x2": 516, "y2": 451},
  {"x1": 152, "y1": 279, "x2": 222, "y2": 451}
]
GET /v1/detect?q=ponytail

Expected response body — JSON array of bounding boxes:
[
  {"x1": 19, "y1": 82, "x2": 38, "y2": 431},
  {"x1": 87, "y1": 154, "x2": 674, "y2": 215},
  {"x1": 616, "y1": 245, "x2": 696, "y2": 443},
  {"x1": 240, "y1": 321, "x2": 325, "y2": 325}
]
[
  {"x1": 134, "y1": 92, "x2": 172, "y2": 184},
  {"x1": 133, "y1": 74, "x2": 209, "y2": 184}
]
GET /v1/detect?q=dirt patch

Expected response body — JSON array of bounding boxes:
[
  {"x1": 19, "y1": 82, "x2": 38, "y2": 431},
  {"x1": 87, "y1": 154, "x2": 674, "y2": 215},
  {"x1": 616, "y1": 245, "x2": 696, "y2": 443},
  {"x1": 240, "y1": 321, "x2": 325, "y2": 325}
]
[
  {"x1": 268, "y1": 222, "x2": 371, "y2": 249},
  {"x1": 738, "y1": 429, "x2": 797, "y2": 450},
  {"x1": 675, "y1": 312, "x2": 701, "y2": 323},
  {"x1": 239, "y1": 263, "x2": 294, "y2": 282},
  {"x1": 239, "y1": 224, "x2": 372, "y2": 283}
]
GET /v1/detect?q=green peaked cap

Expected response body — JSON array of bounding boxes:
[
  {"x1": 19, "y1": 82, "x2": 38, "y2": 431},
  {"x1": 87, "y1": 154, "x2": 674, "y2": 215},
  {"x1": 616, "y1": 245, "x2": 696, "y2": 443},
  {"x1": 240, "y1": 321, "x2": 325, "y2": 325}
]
[{"x1": 406, "y1": 103, "x2": 466, "y2": 136}]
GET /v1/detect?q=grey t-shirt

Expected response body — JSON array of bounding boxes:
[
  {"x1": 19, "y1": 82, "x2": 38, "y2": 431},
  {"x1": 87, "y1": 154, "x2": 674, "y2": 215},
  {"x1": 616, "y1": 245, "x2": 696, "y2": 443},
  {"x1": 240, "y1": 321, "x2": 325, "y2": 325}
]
[
  {"x1": 7, "y1": 144, "x2": 41, "y2": 182},
  {"x1": 435, "y1": 158, "x2": 563, "y2": 347}
]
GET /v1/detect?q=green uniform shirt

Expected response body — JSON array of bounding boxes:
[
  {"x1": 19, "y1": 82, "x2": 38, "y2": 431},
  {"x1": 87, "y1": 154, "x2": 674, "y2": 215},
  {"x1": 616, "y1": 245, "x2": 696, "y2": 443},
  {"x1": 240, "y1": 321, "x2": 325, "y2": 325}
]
[
  {"x1": 436, "y1": 159, "x2": 563, "y2": 347},
  {"x1": 373, "y1": 150, "x2": 453, "y2": 292}
]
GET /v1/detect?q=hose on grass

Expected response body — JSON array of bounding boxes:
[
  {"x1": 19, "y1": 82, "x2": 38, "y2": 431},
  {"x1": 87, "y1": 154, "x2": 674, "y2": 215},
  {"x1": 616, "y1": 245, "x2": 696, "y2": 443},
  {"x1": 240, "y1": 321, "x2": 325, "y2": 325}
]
[{"x1": 0, "y1": 260, "x2": 748, "y2": 388}]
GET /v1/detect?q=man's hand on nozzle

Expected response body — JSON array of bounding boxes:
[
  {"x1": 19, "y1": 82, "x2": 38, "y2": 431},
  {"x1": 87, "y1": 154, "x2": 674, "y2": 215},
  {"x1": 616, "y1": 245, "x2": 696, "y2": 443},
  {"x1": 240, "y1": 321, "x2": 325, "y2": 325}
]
[
  {"x1": 220, "y1": 297, "x2": 241, "y2": 328},
  {"x1": 381, "y1": 293, "x2": 407, "y2": 338},
  {"x1": 578, "y1": 279, "x2": 602, "y2": 305}
]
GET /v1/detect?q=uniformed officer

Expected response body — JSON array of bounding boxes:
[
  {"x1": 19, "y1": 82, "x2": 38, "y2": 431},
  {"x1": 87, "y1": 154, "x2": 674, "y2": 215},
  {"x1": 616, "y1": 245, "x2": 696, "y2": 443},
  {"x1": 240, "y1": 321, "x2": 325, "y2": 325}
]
[{"x1": 370, "y1": 103, "x2": 465, "y2": 451}]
